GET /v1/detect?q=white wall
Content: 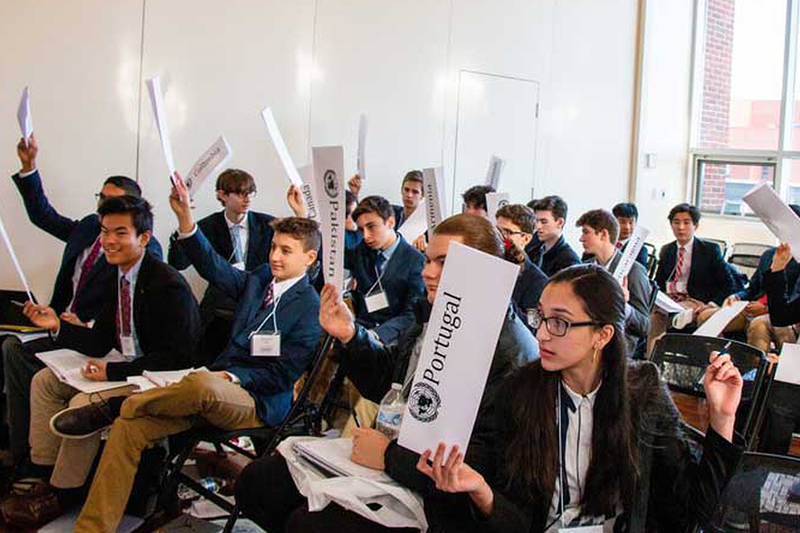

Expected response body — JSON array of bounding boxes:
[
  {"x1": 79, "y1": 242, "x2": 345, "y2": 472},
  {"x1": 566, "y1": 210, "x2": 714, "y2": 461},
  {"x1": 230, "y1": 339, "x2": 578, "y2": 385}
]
[{"x1": 0, "y1": 0, "x2": 640, "y2": 303}]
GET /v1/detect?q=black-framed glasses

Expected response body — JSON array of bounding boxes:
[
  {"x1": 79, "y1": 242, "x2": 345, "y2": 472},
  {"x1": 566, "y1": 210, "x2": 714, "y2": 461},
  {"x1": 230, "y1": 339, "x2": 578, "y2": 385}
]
[
  {"x1": 497, "y1": 226, "x2": 529, "y2": 239},
  {"x1": 526, "y1": 308, "x2": 605, "y2": 337},
  {"x1": 225, "y1": 190, "x2": 257, "y2": 200}
]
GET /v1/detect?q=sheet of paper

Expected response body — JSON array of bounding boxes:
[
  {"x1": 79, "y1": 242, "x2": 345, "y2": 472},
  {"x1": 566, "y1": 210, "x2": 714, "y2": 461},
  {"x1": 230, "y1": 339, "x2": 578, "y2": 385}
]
[
  {"x1": 185, "y1": 136, "x2": 231, "y2": 198},
  {"x1": 612, "y1": 225, "x2": 650, "y2": 282},
  {"x1": 35, "y1": 349, "x2": 129, "y2": 394},
  {"x1": 293, "y1": 438, "x2": 390, "y2": 480},
  {"x1": 485, "y1": 155, "x2": 505, "y2": 190},
  {"x1": 398, "y1": 241, "x2": 519, "y2": 458},
  {"x1": 313, "y1": 146, "x2": 346, "y2": 292},
  {"x1": 261, "y1": 107, "x2": 303, "y2": 186},
  {"x1": 0, "y1": 209, "x2": 34, "y2": 302},
  {"x1": 655, "y1": 291, "x2": 686, "y2": 314},
  {"x1": 357, "y1": 113, "x2": 368, "y2": 180},
  {"x1": 145, "y1": 76, "x2": 176, "y2": 175},
  {"x1": 298, "y1": 164, "x2": 320, "y2": 222},
  {"x1": 397, "y1": 199, "x2": 428, "y2": 242},
  {"x1": 485, "y1": 192, "x2": 510, "y2": 224},
  {"x1": 422, "y1": 167, "x2": 446, "y2": 232},
  {"x1": 142, "y1": 367, "x2": 207, "y2": 387},
  {"x1": 2, "y1": 331, "x2": 48, "y2": 343},
  {"x1": 742, "y1": 184, "x2": 800, "y2": 261},
  {"x1": 775, "y1": 343, "x2": 800, "y2": 386},
  {"x1": 17, "y1": 86, "x2": 33, "y2": 147},
  {"x1": 693, "y1": 301, "x2": 748, "y2": 337}
]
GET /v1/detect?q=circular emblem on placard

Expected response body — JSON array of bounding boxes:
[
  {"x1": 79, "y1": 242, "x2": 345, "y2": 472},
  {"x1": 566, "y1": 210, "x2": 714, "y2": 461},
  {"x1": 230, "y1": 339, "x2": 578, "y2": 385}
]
[
  {"x1": 323, "y1": 170, "x2": 338, "y2": 199},
  {"x1": 498, "y1": 199, "x2": 509, "y2": 209},
  {"x1": 408, "y1": 382, "x2": 441, "y2": 423}
]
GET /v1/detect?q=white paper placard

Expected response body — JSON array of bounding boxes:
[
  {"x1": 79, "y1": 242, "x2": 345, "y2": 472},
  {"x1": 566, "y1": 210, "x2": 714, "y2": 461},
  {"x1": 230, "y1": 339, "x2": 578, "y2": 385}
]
[
  {"x1": 17, "y1": 86, "x2": 33, "y2": 147},
  {"x1": 693, "y1": 300, "x2": 748, "y2": 337},
  {"x1": 313, "y1": 147, "x2": 346, "y2": 292},
  {"x1": 397, "y1": 199, "x2": 428, "y2": 242},
  {"x1": 655, "y1": 291, "x2": 686, "y2": 314},
  {"x1": 145, "y1": 76, "x2": 177, "y2": 176},
  {"x1": 261, "y1": 107, "x2": 303, "y2": 187},
  {"x1": 612, "y1": 225, "x2": 650, "y2": 282},
  {"x1": 742, "y1": 184, "x2": 800, "y2": 261},
  {"x1": 485, "y1": 155, "x2": 505, "y2": 190},
  {"x1": 398, "y1": 241, "x2": 519, "y2": 458},
  {"x1": 422, "y1": 167, "x2": 446, "y2": 231},
  {"x1": 185, "y1": 136, "x2": 232, "y2": 198},
  {"x1": 775, "y1": 343, "x2": 800, "y2": 386},
  {"x1": 0, "y1": 208, "x2": 34, "y2": 302},
  {"x1": 357, "y1": 113, "x2": 368, "y2": 180},
  {"x1": 485, "y1": 192, "x2": 510, "y2": 224},
  {"x1": 298, "y1": 164, "x2": 320, "y2": 222}
]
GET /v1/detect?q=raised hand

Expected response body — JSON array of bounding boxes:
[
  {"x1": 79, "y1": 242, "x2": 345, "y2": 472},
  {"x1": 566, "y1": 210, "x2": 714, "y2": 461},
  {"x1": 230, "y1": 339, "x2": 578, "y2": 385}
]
[
  {"x1": 17, "y1": 134, "x2": 38, "y2": 173},
  {"x1": 348, "y1": 174, "x2": 362, "y2": 197},
  {"x1": 169, "y1": 172, "x2": 195, "y2": 233},
  {"x1": 703, "y1": 350, "x2": 743, "y2": 442},
  {"x1": 413, "y1": 234, "x2": 427, "y2": 252},
  {"x1": 23, "y1": 302, "x2": 59, "y2": 331},
  {"x1": 319, "y1": 283, "x2": 356, "y2": 343},
  {"x1": 771, "y1": 243, "x2": 792, "y2": 272},
  {"x1": 287, "y1": 185, "x2": 307, "y2": 218}
]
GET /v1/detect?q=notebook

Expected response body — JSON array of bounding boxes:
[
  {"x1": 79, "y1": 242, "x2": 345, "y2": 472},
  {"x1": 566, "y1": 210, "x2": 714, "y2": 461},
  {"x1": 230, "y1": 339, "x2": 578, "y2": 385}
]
[
  {"x1": 35, "y1": 348, "x2": 130, "y2": 394},
  {"x1": 0, "y1": 289, "x2": 45, "y2": 332},
  {"x1": 292, "y1": 438, "x2": 391, "y2": 481}
]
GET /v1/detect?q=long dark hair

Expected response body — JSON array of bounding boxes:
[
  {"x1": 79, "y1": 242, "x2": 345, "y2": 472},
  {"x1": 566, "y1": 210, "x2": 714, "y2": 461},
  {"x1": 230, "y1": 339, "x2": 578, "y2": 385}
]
[{"x1": 503, "y1": 264, "x2": 638, "y2": 517}]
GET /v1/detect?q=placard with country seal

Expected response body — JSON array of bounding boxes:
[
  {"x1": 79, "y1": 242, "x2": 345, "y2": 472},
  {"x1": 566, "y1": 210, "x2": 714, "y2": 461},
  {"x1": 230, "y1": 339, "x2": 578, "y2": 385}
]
[{"x1": 397, "y1": 241, "x2": 518, "y2": 459}]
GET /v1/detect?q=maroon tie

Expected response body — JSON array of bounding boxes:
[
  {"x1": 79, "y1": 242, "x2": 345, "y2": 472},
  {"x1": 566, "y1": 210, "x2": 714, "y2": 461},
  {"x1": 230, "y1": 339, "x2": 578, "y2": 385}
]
[
  {"x1": 117, "y1": 277, "x2": 132, "y2": 346},
  {"x1": 70, "y1": 238, "x2": 102, "y2": 313},
  {"x1": 616, "y1": 241, "x2": 623, "y2": 250},
  {"x1": 669, "y1": 246, "x2": 686, "y2": 298},
  {"x1": 262, "y1": 283, "x2": 275, "y2": 310}
]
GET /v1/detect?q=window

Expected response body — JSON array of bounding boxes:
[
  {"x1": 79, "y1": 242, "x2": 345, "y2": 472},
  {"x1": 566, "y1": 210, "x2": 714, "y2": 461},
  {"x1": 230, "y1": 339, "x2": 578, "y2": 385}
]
[{"x1": 691, "y1": 0, "x2": 800, "y2": 215}]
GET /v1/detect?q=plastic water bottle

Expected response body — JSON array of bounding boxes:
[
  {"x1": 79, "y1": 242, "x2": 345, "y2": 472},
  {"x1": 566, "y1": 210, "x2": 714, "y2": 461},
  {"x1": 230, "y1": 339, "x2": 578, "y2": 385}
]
[{"x1": 376, "y1": 383, "x2": 405, "y2": 440}]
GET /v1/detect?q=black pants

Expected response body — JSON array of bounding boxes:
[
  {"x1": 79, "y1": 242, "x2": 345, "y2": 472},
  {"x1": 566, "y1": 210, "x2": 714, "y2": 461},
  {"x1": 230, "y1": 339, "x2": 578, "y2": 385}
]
[
  {"x1": 235, "y1": 454, "x2": 419, "y2": 533},
  {"x1": 2, "y1": 336, "x2": 52, "y2": 463}
]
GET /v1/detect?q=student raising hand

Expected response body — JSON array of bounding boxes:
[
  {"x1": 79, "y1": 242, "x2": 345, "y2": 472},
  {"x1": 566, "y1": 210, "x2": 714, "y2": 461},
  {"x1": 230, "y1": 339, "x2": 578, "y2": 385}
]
[
  {"x1": 287, "y1": 184, "x2": 307, "y2": 218},
  {"x1": 771, "y1": 243, "x2": 792, "y2": 272},
  {"x1": 168, "y1": 172, "x2": 195, "y2": 233},
  {"x1": 703, "y1": 350, "x2": 743, "y2": 442},
  {"x1": 319, "y1": 283, "x2": 356, "y2": 343},
  {"x1": 16, "y1": 134, "x2": 38, "y2": 173}
]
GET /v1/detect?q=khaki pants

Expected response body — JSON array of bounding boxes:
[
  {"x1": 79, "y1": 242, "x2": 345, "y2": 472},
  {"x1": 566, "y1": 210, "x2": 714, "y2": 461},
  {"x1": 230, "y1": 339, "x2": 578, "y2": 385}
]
[
  {"x1": 647, "y1": 297, "x2": 709, "y2": 356},
  {"x1": 29, "y1": 368, "x2": 136, "y2": 488},
  {"x1": 747, "y1": 314, "x2": 798, "y2": 352},
  {"x1": 74, "y1": 371, "x2": 263, "y2": 533}
]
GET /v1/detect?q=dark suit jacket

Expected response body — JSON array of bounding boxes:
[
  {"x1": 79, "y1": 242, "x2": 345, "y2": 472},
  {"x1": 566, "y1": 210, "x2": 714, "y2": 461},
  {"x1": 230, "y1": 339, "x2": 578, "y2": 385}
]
[
  {"x1": 511, "y1": 258, "x2": 548, "y2": 325},
  {"x1": 655, "y1": 238, "x2": 733, "y2": 305},
  {"x1": 391, "y1": 204, "x2": 408, "y2": 229},
  {"x1": 764, "y1": 263, "x2": 800, "y2": 327},
  {"x1": 56, "y1": 251, "x2": 200, "y2": 381},
  {"x1": 174, "y1": 227, "x2": 322, "y2": 426},
  {"x1": 736, "y1": 247, "x2": 800, "y2": 302},
  {"x1": 345, "y1": 234, "x2": 425, "y2": 344},
  {"x1": 528, "y1": 235, "x2": 580, "y2": 277},
  {"x1": 12, "y1": 170, "x2": 163, "y2": 322}
]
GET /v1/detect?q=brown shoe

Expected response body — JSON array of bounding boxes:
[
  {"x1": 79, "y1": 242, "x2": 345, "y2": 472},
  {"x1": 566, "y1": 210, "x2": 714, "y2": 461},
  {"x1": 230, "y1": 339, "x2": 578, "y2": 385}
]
[{"x1": 0, "y1": 480, "x2": 61, "y2": 528}]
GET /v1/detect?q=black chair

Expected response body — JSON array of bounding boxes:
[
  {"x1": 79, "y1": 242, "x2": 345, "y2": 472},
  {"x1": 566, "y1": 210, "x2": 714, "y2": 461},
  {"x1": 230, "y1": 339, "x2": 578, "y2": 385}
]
[
  {"x1": 155, "y1": 333, "x2": 337, "y2": 532},
  {"x1": 729, "y1": 242, "x2": 772, "y2": 280},
  {"x1": 650, "y1": 333, "x2": 770, "y2": 450},
  {"x1": 643, "y1": 242, "x2": 658, "y2": 279},
  {"x1": 706, "y1": 452, "x2": 800, "y2": 532}
]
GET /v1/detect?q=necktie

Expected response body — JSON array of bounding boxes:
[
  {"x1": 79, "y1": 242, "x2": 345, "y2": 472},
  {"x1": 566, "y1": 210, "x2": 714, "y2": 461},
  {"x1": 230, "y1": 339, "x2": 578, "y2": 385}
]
[
  {"x1": 669, "y1": 246, "x2": 686, "y2": 296},
  {"x1": 231, "y1": 224, "x2": 244, "y2": 264},
  {"x1": 117, "y1": 277, "x2": 132, "y2": 345},
  {"x1": 263, "y1": 282, "x2": 275, "y2": 310},
  {"x1": 375, "y1": 252, "x2": 387, "y2": 275},
  {"x1": 71, "y1": 238, "x2": 103, "y2": 313},
  {"x1": 616, "y1": 241, "x2": 623, "y2": 251}
]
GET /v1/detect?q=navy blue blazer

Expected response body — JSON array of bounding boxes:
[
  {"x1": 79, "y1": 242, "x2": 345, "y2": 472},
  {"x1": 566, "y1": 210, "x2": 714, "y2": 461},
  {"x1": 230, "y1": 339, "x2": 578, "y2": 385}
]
[
  {"x1": 528, "y1": 235, "x2": 580, "y2": 277},
  {"x1": 11, "y1": 170, "x2": 163, "y2": 322},
  {"x1": 345, "y1": 234, "x2": 425, "y2": 344},
  {"x1": 175, "y1": 227, "x2": 322, "y2": 426},
  {"x1": 655, "y1": 238, "x2": 734, "y2": 305},
  {"x1": 736, "y1": 247, "x2": 800, "y2": 302},
  {"x1": 391, "y1": 204, "x2": 408, "y2": 229},
  {"x1": 512, "y1": 258, "x2": 548, "y2": 327},
  {"x1": 56, "y1": 250, "x2": 200, "y2": 381}
]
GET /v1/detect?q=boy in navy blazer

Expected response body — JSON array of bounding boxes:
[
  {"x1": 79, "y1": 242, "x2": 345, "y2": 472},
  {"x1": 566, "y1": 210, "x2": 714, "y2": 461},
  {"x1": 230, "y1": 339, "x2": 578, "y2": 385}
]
[
  {"x1": 2, "y1": 136, "x2": 162, "y2": 473},
  {"x1": 168, "y1": 169, "x2": 274, "y2": 362},
  {"x1": 347, "y1": 196, "x2": 425, "y2": 345},
  {"x1": 57, "y1": 175, "x2": 322, "y2": 533},
  {"x1": 528, "y1": 195, "x2": 581, "y2": 276},
  {"x1": 16, "y1": 196, "x2": 200, "y2": 505}
]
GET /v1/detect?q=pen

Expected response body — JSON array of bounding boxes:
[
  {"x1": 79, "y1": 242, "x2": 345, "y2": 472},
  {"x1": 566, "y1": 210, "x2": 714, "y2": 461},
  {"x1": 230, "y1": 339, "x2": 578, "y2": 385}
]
[
  {"x1": 352, "y1": 409, "x2": 361, "y2": 428},
  {"x1": 11, "y1": 300, "x2": 24, "y2": 308}
]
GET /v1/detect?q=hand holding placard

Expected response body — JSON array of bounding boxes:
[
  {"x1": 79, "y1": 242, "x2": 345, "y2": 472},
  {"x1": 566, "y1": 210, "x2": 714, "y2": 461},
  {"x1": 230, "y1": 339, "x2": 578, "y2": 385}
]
[
  {"x1": 168, "y1": 173, "x2": 196, "y2": 234},
  {"x1": 319, "y1": 283, "x2": 356, "y2": 343},
  {"x1": 16, "y1": 135, "x2": 38, "y2": 174},
  {"x1": 17, "y1": 86, "x2": 33, "y2": 148}
]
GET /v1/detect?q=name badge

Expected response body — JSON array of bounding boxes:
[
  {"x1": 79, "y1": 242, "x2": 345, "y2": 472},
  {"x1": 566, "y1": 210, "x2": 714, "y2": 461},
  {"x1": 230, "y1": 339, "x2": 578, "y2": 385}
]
[
  {"x1": 121, "y1": 336, "x2": 136, "y2": 358},
  {"x1": 365, "y1": 291, "x2": 389, "y2": 313},
  {"x1": 251, "y1": 333, "x2": 281, "y2": 357},
  {"x1": 559, "y1": 526, "x2": 603, "y2": 533},
  {"x1": 232, "y1": 261, "x2": 246, "y2": 271}
]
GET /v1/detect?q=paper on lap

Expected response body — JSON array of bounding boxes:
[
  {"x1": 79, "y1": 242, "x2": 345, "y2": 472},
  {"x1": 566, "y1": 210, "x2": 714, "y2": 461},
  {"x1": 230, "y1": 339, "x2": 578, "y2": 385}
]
[
  {"x1": 17, "y1": 86, "x2": 33, "y2": 147},
  {"x1": 261, "y1": 107, "x2": 303, "y2": 187},
  {"x1": 775, "y1": 343, "x2": 800, "y2": 386},
  {"x1": 693, "y1": 301, "x2": 747, "y2": 337},
  {"x1": 742, "y1": 184, "x2": 800, "y2": 260},
  {"x1": 398, "y1": 241, "x2": 518, "y2": 458},
  {"x1": 127, "y1": 367, "x2": 208, "y2": 392},
  {"x1": 655, "y1": 291, "x2": 686, "y2": 314},
  {"x1": 146, "y1": 76, "x2": 177, "y2": 176},
  {"x1": 612, "y1": 225, "x2": 649, "y2": 282},
  {"x1": 36, "y1": 349, "x2": 129, "y2": 394}
]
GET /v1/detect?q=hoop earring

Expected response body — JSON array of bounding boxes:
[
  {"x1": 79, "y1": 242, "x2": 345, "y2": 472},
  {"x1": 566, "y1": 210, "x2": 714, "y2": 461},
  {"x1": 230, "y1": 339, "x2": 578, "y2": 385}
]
[{"x1": 592, "y1": 348, "x2": 598, "y2": 364}]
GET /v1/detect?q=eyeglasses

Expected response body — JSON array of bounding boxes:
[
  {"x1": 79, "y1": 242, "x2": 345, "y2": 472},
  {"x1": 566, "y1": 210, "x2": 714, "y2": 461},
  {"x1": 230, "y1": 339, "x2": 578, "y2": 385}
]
[
  {"x1": 497, "y1": 226, "x2": 529, "y2": 239},
  {"x1": 527, "y1": 308, "x2": 605, "y2": 337},
  {"x1": 94, "y1": 192, "x2": 108, "y2": 202},
  {"x1": 226, "y1": 190, "x2": 257, "y2": 199}
]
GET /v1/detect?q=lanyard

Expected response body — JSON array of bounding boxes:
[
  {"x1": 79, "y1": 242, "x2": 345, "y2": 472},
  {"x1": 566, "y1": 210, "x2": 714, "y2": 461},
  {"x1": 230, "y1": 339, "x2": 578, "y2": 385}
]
[
  {"x1": 248, "y1": 290, "x2": 281, "y2": 339},
  {"x1": 366, "y1": 263, "x2": 387, "y2": 296},
  {"x1": 557, "y1": 385, "x2": 566, "y2": 528}
]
